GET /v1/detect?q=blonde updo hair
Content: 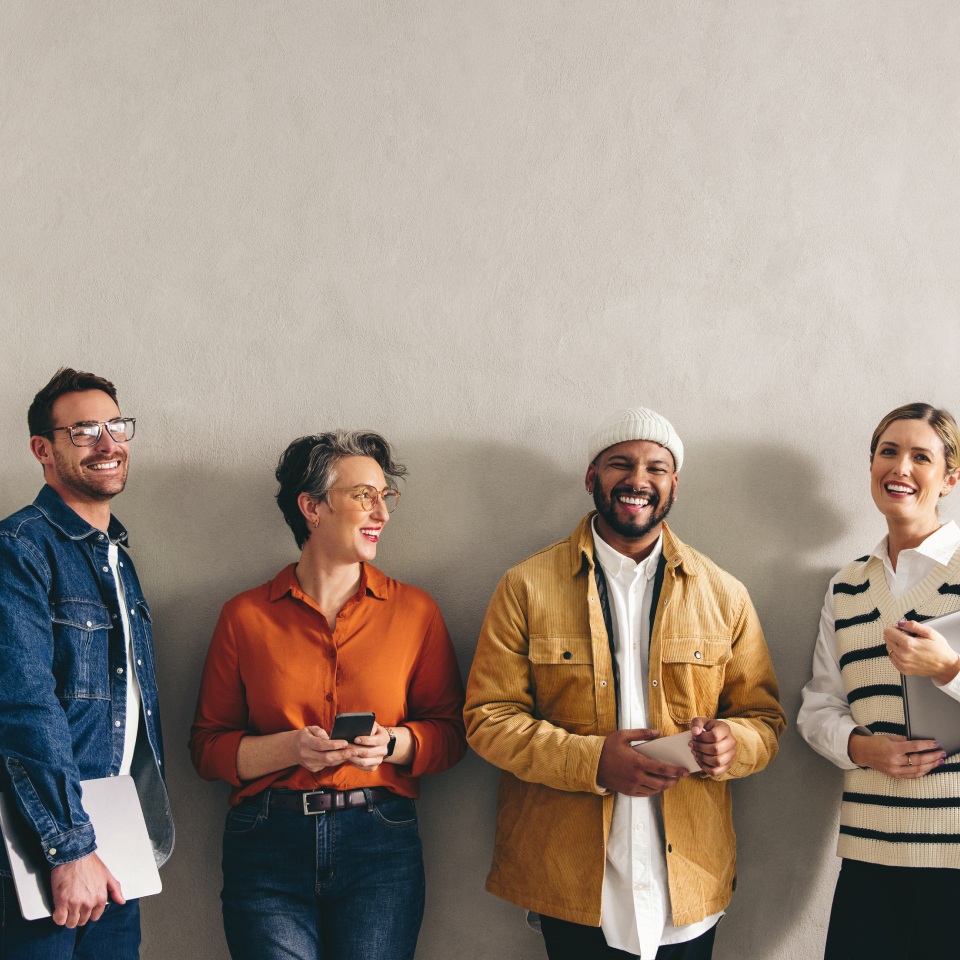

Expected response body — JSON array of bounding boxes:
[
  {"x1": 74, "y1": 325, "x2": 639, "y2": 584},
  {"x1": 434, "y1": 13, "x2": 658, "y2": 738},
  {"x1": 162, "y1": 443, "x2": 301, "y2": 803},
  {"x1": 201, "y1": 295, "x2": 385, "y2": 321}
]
[{"x1": 870, "y1": 403, "x2": 960, "y2": 495}]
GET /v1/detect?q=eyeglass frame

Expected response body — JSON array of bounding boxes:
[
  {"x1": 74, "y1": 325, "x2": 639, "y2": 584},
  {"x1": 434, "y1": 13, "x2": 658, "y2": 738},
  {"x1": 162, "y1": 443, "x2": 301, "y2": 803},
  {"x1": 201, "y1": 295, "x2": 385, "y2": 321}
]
[
  {"x1": 41, "y1": 417, "x2": 137, "y2": 447},
  {"x1": 328, "y1": 484, "x2": 401, "y2": 513}
]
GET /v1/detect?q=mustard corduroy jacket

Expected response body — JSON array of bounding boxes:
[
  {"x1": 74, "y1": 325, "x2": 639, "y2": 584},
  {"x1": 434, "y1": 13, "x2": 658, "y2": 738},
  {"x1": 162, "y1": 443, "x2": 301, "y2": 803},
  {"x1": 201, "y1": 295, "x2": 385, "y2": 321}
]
[{"x1": 464, "y1": 513, "x2": 785, "y2": 927}]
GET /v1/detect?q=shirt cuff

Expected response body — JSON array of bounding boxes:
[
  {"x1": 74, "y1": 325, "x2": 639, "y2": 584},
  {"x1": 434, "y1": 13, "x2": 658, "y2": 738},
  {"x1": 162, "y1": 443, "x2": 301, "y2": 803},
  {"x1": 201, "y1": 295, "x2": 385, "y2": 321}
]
[
  {"x1": 933, "y1": 670, "x2": 960, "y2": 702},
  {"x1": 43, "y1": 822, "x2": 97, "y2": 868}
]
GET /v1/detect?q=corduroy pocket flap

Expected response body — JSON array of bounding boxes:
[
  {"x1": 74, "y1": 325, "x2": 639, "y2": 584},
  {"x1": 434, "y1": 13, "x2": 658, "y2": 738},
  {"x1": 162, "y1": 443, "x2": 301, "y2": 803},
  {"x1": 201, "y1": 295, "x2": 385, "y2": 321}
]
[
  {"x1": 660, "y1": 636, "x2": 731, "y2": 666},
  {"x1": 529, "y1": 635, "x2": 593, "y2": 665}
]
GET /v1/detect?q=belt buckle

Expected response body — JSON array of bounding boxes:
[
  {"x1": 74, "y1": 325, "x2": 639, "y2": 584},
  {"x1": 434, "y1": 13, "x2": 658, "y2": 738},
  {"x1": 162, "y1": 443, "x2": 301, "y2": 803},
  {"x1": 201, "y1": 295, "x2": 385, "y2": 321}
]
[{"x1": 302, "y1": 790, "x2": 327, "y2": 816}]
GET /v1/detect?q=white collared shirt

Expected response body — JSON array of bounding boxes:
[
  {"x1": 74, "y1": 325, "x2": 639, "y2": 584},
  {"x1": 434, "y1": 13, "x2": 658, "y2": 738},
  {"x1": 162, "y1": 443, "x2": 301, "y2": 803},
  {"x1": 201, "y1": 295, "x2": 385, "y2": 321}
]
[
  {"x1": 593, "y1": 520, "x2": 723, "y2": 957},
  {"x1": 798, "y1": 521, "x2": 960, "y2": 768},
  {"x1": 108, "y1": 543, "x2": 142, "y2": 776}
]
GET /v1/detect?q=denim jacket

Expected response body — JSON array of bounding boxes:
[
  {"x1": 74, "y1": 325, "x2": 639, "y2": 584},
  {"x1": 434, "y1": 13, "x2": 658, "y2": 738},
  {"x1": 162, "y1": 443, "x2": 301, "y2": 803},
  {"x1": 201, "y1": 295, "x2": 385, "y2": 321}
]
[{"x1": 0, "y1": 485, "x2": 174, "y2": 874}]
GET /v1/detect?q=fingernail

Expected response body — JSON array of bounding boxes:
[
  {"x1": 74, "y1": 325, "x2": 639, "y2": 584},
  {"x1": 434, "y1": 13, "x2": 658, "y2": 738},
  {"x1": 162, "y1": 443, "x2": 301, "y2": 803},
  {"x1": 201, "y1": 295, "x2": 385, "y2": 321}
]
[
  {"x1": 940, "y1": 759, "x2": 946, "y2": 765},
  {"x1": 898, "y1": 620, "x2": 907, "y2": 627},
  {"x1": 935, "y1": 742, "x2": 941, "y2": 748}
]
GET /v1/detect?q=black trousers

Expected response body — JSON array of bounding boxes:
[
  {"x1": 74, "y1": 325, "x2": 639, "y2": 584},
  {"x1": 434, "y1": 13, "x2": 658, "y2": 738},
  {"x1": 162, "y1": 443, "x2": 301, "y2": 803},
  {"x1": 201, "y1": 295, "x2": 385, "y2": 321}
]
[
  {"x1": 824, "y1": 858, "x2": 960, "y2": 960},
  {"x1": 540, "y1": 915, "x2": 717, "y2": 960}
]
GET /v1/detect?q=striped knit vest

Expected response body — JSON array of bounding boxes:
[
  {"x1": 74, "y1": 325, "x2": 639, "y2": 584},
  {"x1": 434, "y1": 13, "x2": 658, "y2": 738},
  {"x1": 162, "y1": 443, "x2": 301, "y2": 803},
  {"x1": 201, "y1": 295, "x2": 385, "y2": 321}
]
[{"x1": 834, "y1": 548, "x2": 960, "y2": 868}]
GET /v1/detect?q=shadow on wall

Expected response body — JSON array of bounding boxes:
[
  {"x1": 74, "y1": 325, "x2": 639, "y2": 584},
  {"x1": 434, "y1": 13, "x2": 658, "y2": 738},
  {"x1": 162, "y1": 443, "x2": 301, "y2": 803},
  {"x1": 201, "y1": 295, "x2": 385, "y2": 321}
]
[{"x1": 670, "y1": 441, "x2": 852, "y2": 960}]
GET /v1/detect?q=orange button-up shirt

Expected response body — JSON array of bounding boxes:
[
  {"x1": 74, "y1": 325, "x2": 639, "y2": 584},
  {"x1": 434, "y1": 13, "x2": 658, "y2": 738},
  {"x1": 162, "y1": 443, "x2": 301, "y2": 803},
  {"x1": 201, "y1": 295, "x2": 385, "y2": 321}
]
[{"x1": 189, "y1": 563, "x2": 466, "y2": 803}]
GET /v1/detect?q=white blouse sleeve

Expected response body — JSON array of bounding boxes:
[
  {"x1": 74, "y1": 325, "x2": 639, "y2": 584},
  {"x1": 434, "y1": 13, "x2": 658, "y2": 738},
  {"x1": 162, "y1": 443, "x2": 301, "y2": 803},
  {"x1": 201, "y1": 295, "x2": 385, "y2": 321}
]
[{"x1": 797, "y1": 575, "x2": 861, "y2": 771}]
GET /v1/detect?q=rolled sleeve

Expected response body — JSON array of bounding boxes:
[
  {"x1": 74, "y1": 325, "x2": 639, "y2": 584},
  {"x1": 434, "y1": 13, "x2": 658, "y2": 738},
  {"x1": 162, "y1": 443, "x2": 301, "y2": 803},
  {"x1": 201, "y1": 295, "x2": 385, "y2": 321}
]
[
  {"x1": 189, "y1": 610, "x2": 250, "y2": 786},
  {"x1": 403, "y1": 608, "x2": 467, "y2": 778}
]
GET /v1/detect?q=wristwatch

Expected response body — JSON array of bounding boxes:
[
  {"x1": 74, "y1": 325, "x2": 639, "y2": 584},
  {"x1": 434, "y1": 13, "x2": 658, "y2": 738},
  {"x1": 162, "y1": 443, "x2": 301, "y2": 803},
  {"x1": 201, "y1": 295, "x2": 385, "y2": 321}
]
[{"x1": 385, "y1": 728, "x2": 397, "y2": 758}]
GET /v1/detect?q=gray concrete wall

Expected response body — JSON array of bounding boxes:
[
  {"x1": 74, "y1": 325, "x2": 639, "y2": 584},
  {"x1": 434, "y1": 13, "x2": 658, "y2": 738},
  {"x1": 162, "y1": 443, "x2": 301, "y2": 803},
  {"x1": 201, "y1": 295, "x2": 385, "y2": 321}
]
[{"x1": 2, "y1": 2, "x2": 960, "y2": 957}]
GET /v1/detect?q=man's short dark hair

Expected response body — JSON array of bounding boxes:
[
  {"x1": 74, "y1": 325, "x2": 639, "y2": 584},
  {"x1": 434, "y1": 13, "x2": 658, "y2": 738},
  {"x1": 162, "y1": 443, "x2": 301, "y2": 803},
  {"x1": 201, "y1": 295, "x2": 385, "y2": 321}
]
[
  {"x1": 275, "y1": 430, "x2": 407, "y2": 549},
  {"x1": 28, "y1": 368, "x2": 119, "y2": 437}
]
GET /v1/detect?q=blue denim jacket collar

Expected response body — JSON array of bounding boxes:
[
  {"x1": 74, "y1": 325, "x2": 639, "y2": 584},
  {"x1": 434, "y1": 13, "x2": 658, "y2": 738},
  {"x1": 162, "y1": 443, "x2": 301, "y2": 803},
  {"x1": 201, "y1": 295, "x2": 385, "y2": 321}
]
[{"x1": 32, "y1": 484, "x2": 130, "y2": 546}]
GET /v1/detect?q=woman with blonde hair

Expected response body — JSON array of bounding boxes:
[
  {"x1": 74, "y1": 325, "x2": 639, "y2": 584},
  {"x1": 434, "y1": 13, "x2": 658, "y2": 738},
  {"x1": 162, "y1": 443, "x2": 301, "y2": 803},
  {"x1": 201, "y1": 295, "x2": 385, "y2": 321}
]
[{"x1": 799, "y1": 402, "x2": 960, "y2": 959}]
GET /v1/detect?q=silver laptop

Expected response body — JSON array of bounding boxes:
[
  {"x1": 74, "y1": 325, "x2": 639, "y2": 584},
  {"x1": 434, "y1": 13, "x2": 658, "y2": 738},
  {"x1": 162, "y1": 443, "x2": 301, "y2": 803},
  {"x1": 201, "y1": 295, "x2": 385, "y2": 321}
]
[
  {"x1": 901, "y1": 608, "x2": 960, "y2": 757},
  {"x1": 0, "y1": 775, "x2": 162, "y2": 921}
]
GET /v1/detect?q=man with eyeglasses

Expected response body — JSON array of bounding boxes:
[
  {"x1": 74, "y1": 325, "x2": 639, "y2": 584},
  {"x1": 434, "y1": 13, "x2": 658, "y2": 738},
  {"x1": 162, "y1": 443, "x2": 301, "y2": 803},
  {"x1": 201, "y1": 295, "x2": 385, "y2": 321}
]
[{"x1": 0, "y1": 368, "x2": 173, "y2": 958}]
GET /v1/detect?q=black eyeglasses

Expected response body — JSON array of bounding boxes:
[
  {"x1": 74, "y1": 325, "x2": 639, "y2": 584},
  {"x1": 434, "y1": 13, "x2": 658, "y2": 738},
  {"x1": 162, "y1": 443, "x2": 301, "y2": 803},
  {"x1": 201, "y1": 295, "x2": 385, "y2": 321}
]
[{"x1": 44, "y1": 418, "x2": 137, "y2": 447}]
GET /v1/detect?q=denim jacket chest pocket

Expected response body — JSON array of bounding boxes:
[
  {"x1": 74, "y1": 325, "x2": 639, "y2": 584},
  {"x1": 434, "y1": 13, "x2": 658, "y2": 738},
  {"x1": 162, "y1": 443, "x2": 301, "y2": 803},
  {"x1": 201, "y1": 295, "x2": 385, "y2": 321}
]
[
  {"x1": 529, "y1": 635, "x2": 597, "y2": 728},
  {"x1": 50, "y1": 599, "x2": 113, "y2": 700},
  {"x1": 659, "y1": 636, "x2": 732, "y2": 725}
]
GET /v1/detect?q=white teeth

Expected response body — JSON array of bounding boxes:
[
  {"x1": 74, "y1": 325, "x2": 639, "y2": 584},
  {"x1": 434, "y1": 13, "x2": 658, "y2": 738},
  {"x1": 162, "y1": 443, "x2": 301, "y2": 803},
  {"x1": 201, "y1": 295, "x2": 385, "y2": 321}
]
[
  {"x1": 90, "y1": 461, "x2": 119, "y2": 470},
  {"x1": 886, "y1": 484, "x2": 915, "y2": 494},
  {"x1": 618, "y1": 495, "x2": 650, "y2": 506}
]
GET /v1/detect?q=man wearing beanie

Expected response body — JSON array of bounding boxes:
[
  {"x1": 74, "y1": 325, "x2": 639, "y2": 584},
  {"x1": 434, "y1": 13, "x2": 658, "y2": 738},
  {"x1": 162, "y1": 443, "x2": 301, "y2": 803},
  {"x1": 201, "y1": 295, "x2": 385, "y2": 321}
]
[{"x1": 465, "y1": 407, "x2": 784, "y2": 959}]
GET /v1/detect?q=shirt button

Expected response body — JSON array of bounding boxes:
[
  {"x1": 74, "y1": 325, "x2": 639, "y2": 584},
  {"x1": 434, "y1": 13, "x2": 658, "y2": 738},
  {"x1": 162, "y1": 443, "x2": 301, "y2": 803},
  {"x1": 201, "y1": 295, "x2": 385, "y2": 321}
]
[
  {"x1": 117, "y1": 668, "x2": 123, "y2": 674},
  {"x1": 147, "y1": 710, "x2": 152, "y2": 716},
  {"x1": 326, "y1": 694, "x2": 333, "y2": 702},
  {"x1": 48, "y1": 847, "x2": 57, "y2": 855},
  {"x1": 119, "y1": 562, "x2": 123, "y2": 567},
  {"x1": 98, "y1": 534, "x2": 104, "y2": 540},
  {"x1": 631, "y1": 587, "x2": 637, "y2": 594},
  {"x1": 635, "y1": 882, "x2": 644, "y2": 891},
  {"x1": 137, "y1": 659, "x2": 141, "y2": 665},
  {"x1": 103, "y1": 566, "x2": 109, "y2": 572},
  {"x1": 636, "y1": 823, "x2": 643, "y2": 830},
  {"x1": 652, "y1": 680, "x2": 658, "y2": 687},
  {"x1": 130, "y1": 609, "x2": 135, "y2": 616},
  {"x1": 115, "y1": 720, "x2": 121, "y2": 727},
  {"x1": 86, "y1": 621, "x2": 92, "y2": 627},
  {"x1": 112, "y1": 615, "x2": 117, "y2": 620}
]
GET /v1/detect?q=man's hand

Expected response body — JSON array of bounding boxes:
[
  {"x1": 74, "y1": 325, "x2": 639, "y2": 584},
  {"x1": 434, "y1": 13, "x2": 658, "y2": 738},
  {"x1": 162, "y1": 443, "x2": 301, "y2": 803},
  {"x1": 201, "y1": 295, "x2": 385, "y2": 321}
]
[
  {"x1": 597, "y1": 728, "x2": 690, "y2": 797},
  {"x1": 690, "y1": 718, "x2": 737, "y2": 777},
  {"x1": 848, "y1": 731, "x2": 945, "y2": 778},
  {"x1": 50, "y1": 852, "x2": 124, "y2": 928}
]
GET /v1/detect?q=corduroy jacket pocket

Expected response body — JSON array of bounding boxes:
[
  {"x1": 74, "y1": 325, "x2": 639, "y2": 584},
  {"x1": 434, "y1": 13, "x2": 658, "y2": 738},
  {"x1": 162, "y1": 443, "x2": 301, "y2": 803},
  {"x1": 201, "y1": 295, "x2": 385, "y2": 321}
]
[
  {"x1": 529, "y1": 635, "x2": 597, "y2": 725},
  {"x1": 660, "y1": 636, "x2": 732, "y2": 725}
]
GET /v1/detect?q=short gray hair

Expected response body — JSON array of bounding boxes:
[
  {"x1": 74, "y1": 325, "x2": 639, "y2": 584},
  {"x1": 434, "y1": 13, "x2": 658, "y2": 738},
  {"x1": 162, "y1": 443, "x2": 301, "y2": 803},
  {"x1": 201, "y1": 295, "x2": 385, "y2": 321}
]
[{"x1": 275, "y1": 430, "x2": 407, "y2": 549}]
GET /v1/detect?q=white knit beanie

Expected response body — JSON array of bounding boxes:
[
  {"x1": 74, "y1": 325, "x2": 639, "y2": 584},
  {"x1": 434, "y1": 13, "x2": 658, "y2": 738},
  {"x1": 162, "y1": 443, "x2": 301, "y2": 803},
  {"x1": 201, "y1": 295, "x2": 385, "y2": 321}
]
[{"x1": 587, "y1": 407, "x2": 683, "y2": 471}]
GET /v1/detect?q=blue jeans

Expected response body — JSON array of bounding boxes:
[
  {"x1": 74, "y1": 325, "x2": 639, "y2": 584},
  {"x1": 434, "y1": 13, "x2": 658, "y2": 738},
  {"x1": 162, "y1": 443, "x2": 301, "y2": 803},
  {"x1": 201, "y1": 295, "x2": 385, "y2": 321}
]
[
  {"x1": 0, "y1": 878, "x2": 140, "y2": 959},
  {"x1": 221, "y1": 791, "x2": 425, "y2": 960}
]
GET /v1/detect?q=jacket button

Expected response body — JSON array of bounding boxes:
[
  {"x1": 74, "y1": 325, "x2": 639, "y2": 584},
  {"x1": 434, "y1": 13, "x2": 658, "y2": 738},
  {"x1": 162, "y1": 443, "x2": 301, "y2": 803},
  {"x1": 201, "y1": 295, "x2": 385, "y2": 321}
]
[
  {"x1": 112, "y1": 615, "x2": 117, "y2": 620},
  {"x1": 668, "y1": 844, "x2": 672, "y2": 852},
  {"x1": 562, "y1": 652, "x2": 572, "y2": 660},
  {"x1": 48, "y1": 847, "x2": 56, "y2": 855},
  {"x1": 117, "y1": 667, "x2": 123, "y2": 674},
  {"x1": 695, "y1": 651, "x2": 702, "y2": 659},
  {"x1": 147, "y1": 710, "x2": 152, "y2": 716},
  {"x1": 326, "y1": 694, "x2": 333, "y2": 702},
  {"x1": 652, "y1": 680, "x2": 658, "y2": 687},
  {"x1": 137, "y1": 659, "x2": 142, "y2": 665},
  {"x1": 600, "y1": 681, "x2": 607, "y2": 687},
  {"x1": 86, "y1": 621, "x2": 92, "y2": 627},
  {"x1": 115, "y1": 721, "x2": 121, "y2": 727},
  {"x1": 98, "y1": 534, "x2": 104, "y2": 540}
]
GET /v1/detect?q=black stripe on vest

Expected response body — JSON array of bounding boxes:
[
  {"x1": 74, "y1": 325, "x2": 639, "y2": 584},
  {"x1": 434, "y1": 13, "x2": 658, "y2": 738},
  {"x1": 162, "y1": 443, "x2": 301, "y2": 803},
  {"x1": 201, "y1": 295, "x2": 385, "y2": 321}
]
[
  {"x1": 929, "y1": 762, "x2": 960, "y2": 775},
  {"x1": 839, "y1": 825, "x2": 960, "y2": 844},
  {"x1": 834, "y1": 580, "x2": 871, "y2": 596},
  {"x1": 867, "y1": 720, "x2": 907, "y2": 735},
  {"x1": 856, "y1": 555, "x2": 870, "y2": 562},
  {"x1": 842, "y1": 793, "x2": 960, "y2": 808},
  {"x1": 939, "y1": 583, "x2": 960, "y2": 596},
  {"x1": 903, "y1": 609, "x2": 933, "y2": 623},
  {"x1": 839, "y1": 644, "x2": 888, "y2": 669},
  {"x1": 847, "y1": 684, "x2": 903, "y2": 704},
  {"x1": 835, "y1": 608, "x2": 882, "y2": 632}
]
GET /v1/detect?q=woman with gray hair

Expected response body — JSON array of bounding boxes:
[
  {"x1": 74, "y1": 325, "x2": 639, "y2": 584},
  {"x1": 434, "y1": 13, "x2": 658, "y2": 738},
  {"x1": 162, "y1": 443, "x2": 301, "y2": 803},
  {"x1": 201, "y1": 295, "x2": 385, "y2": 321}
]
[{"x1": 190, "y1": 430, "x2": 467, "y2": 960}]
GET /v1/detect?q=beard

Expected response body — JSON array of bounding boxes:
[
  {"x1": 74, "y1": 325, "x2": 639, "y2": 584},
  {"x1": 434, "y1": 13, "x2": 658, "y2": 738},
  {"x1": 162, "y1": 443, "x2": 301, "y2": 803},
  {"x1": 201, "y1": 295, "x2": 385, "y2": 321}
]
[
  {"x1": 51, "y1": 447, "x2": 128, "y2": 502},
  {"x1": 593, "y1": 482, "x2": 673, "y2": 540}
]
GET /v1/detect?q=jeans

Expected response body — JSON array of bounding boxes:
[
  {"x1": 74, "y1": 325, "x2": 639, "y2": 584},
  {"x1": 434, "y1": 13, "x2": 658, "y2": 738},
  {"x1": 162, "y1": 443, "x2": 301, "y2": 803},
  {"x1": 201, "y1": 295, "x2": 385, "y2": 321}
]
[
  {"x1": 540, "y1": 914, "x2": 717, "y2": 960},
  {"x1": 824, "y1": 858, "x2": 960, "y2": 959},
  {"x1": 0, "y1": 878, "x2": 140, "y2": 960},
  {"x1": 221, "y1": 791, "x2": 425, "y2": 960}
]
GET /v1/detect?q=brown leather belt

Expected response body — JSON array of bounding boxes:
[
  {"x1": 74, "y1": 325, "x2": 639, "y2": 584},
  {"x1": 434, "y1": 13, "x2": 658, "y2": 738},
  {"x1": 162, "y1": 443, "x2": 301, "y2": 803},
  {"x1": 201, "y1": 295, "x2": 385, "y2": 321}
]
[{"x1": 242, "y1": 787, "x2": 395, "y2": 816}]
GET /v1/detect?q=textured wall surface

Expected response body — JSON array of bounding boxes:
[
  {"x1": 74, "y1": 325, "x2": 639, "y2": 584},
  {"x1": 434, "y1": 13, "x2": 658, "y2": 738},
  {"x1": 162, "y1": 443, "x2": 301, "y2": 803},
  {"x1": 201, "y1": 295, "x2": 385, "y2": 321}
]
[{"x1": 2, "y1": 2, "x2": 960, "y2": 957}]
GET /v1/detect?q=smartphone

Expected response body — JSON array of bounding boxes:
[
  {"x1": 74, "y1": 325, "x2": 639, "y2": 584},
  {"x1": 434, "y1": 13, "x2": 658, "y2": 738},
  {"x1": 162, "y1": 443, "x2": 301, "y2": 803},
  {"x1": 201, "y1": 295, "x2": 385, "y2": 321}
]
[{"x1": 329, "y1": 712, "x2": 376, "y2": 743}]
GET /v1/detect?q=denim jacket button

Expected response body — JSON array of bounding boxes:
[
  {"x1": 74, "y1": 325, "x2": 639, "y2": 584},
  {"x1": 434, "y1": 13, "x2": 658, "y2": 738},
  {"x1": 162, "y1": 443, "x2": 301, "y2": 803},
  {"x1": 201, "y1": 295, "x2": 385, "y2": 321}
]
[
  {"x1": 48, "y1": 847, "x2": 56, "y2": 855},
  {"x1": 114, "y1": 721, "x2": 121, "y2": 727},
  {"x1": 86, "y1": 621, "x2": 92, "y2": 627},
  {"x1": 137, "y1": 659, "x2": 142, "y2": 665},
  {"x1": 102, "y1": 566, "x2": 108, "y2": 572},
  {"x1": 117, "y1": 668, "x2": 123, "y2": 674},
  {"x1": 147, "y1": 710, "x2": 152, "y2": 716}
]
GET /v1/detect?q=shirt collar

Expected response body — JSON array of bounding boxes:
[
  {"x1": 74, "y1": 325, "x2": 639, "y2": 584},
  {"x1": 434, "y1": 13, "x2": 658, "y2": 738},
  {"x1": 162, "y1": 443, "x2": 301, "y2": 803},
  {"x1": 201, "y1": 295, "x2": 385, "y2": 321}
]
[
  {"x1": 33, "y1": 484, "x2": 129, "y2": 545},
  {"x1": 267, "y1": 562, "x2": 389, "y2": 604},
  {"x1": 591, "y1": 515, "x2": 662, "y2": 580},
  {"x1": 870, "y1": 520, "x2": 960, "y2": 568}
]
